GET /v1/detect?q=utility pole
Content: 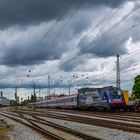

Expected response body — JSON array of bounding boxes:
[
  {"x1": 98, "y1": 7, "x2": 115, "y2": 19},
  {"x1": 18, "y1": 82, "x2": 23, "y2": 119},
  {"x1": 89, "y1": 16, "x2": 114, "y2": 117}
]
[
  {"x1": 116, "y1": 54, "x2": 120, "y2": 88},
  {"x1": 1, "y1": 91, "x2": 3, "y2": 108},
  {"x1": 48, "y1": 75, "x2": 51, "y2": 96},
  {"x1": 15, "y1": 88, "x2": 17, "y2": 110},
  {"x1": 39, "y1": 85, "x2": 41, "y2": 98},
  {"x1": 68, "y1": 83, "x2": 71, "y2": 95},
  {"x1": 33, "y1": 82, "x2": 36, "y2": 110}
]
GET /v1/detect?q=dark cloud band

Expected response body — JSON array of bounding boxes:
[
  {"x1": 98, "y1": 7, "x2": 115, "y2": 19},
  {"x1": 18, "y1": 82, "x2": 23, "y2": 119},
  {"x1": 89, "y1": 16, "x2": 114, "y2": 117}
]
[{"x1": 0, "y1": 0, "x2": 129, "y2": 29}]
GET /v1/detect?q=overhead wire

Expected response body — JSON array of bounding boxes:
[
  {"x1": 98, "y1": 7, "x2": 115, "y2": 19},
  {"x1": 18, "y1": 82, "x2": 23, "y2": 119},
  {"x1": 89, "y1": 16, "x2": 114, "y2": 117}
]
[
  {"x1": 47, "y1": 0, "x2": 139, "y2": 77},
  {"x1": 27, "y1": 0, "x2": 85, "y2": 77},
  {"x1": 36, "y1": 0, "x2": 76, "y2": 43},
  {"x1": 35, "y1": 0, "x2": 84, "y2": 58},
  {"x1": 50, "y1": 0, "x2": 140, "y2": 88},
  {"x1": 15, "y1": 0, "x2": 79, "y2": 87},
  {"x1": 23, "y1": 0, "x2": 85, "y2": 87},
  {"x1": 53, "y1": 21, "x2": 140, "y2": 83},
  {"x1": 25, "y1": 1, "x2": 140, "y2": 89},
  {"x1": 40, "y1": 2, "x2": 125, "y2": 76}
]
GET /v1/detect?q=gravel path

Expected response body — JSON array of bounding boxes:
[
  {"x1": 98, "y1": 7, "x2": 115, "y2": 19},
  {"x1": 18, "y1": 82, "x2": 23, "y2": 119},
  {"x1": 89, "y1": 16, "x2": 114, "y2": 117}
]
[
  {"x1": 0, "y1": 115, "x2": 47, "y2": 140},
  {"x1": 39, "y1": 116, "x2": 140, "y2": 140}
]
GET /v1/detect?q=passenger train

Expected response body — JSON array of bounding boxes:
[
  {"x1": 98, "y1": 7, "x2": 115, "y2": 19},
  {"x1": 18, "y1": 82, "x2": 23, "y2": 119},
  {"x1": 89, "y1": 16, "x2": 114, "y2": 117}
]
[{"x1": 29, "y1": 86, "x2": 125, "y2": 111}]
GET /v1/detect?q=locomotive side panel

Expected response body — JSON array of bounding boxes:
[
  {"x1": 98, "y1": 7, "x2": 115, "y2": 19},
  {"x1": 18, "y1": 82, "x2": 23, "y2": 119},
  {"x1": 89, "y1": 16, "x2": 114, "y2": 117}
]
[{"x1": 77, "y1": 91, "x2": 108, "y2": 109}]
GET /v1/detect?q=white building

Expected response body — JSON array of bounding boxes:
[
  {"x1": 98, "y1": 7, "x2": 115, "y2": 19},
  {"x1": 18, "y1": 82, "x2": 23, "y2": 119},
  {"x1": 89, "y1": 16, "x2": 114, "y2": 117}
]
[{"x1": 0, "y1": 97, "x2": 10, "y2": 107}]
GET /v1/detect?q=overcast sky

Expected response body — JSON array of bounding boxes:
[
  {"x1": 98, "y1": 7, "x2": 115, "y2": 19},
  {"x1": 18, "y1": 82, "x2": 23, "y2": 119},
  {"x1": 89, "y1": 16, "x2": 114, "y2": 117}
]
[{"x1": 0, "y1": 0, "x2": 140, "y2": 100}]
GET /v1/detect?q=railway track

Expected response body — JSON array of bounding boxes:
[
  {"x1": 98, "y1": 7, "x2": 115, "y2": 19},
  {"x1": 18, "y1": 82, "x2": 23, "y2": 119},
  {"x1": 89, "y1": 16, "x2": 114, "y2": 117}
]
[
  {"x1": 0, "y1": 112, "x2": 64, "y2": 140},
  {"x1": 12, "y1": 109, "x2": 140, "y2": 134},
  {"x1": 43, "y1": 108, "x2": 140, "y2": 117},
  {"x1": 47, "y1": 110, "x2": 140, "y2": 123},
  {"x1": 0, "y1": 111, "x2": 100, "y2": 140},
  {"x1": 15, "y1": 108, "x2": 140, "y2": 123},
  {"x1": 17, "y1": 107, "x2": 140, "y2": 117},
  {"x1": 50, "y1": 109, "x2": 140, "y2": 121}
]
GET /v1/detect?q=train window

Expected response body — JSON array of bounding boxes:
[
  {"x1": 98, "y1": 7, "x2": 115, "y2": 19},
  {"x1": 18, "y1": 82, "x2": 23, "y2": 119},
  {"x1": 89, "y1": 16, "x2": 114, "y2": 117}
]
[
  {"x1": 65, "y1": 98, "x2": 68, "y2": 102},
  {"x1": 62, "y1": 99, "x2": 65, "y2": 103},
  {"x1": 63, "y1": 99, "x2": 65, "y2": 103},
  {"x1": 60, "y1": 99, "x2": 62, "y2": 103},
  {"x1": 71, "y1": 98, "x2": 73, "y2": 102},
  {"x1": 109, "y1": 91, "x2": 122, "y2": 98},
  {"x1": 60, "y1": 99, "x2": 65, "y2": 103},
  {"x1": 117, "y1": 90, "x2": 122, "y2": 96},
  {"x1": 67, "y1": 98, "x2": 69, "y2": 102}
]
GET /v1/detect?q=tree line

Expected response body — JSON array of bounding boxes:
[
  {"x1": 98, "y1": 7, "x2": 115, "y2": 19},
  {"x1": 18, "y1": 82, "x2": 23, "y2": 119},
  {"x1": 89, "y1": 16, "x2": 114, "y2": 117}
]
[{"x1": 132, "y1": 75, "x2": 140, "y2": 99}]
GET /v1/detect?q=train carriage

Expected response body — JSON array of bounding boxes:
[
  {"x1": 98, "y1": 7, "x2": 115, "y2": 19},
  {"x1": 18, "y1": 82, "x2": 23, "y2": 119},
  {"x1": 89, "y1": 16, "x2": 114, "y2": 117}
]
[
  {"x1": 29, "y1": 86, "x2": 125, "y2": 111},
  {"x1": 47, "y1": 94, "x2": 78, "y2": 109}
]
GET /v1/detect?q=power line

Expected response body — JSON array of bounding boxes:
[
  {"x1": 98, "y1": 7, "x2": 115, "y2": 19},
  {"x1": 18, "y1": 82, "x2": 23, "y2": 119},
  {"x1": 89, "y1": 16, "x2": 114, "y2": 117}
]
[
  {"x1": 20, "y1": 1, "x2": 140, "y2": 88},
  {"x1": 37, "y1": 0, "x2": 76, "y2": 43},
  {"x1": 47, "y1": 1, "x2": 139, "y2": 76},
  {"x1": 85, "y1": 2, "x2": 123, "y2": 36},
  {"x1": 33, "y1": 1, "x2": 124, "y2": 76},
  {"x1": 36, "y1": 0, "x2": 84, "y2": 59}
]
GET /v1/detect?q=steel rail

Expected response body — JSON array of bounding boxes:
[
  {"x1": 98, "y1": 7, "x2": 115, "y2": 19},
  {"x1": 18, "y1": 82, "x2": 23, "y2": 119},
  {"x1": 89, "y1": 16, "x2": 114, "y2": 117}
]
[
  {"x1": 13, "y1": 110, "x2": 140, "y2": 134},
  {"x1": 1, "y1": 111, "x2": 100, "y2": 140},
  {"x1": 0, "y1": 112, "x2": 65, "y2": 140}
]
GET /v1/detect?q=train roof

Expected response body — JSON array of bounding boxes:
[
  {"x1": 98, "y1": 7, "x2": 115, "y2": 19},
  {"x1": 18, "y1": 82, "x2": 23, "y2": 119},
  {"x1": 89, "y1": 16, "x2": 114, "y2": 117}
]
[
  {"x1": 46, "y1": 93, "x2": 78, "y2": 102},
  {"x1": 77, "y1": 86, "x2": 121, "y2": 93},
  {"x1": 78, "y1": 87, "x2": 100, "y2": 93}
]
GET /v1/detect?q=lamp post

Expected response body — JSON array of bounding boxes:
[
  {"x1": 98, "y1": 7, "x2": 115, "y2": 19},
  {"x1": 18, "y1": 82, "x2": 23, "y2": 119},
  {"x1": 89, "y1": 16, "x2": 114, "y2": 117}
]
[
  {"x1": 33, "y1": 80, "x2": 36, "y2": 110},
  {"x1": 1, "y1": 91, "x2": 3, "y2": 108},
  {"x1": 67, "y1": 75, "x2": 80, "y2": 94},
  {"x1": 48, "y1": 75, "x2": 51, "y2": 96},
  {"x1": 27, "y1": 70, "x2": 36, "y2": 110},
  {"x1": 15, "y1": 77, "x2": 20, "y2": 110},
  {"x1": 15, "y1": 88, "x2": 17, "y2": 110},
  {"x1": 67, "y1": 76, "x2": 74, "y2": 95}
]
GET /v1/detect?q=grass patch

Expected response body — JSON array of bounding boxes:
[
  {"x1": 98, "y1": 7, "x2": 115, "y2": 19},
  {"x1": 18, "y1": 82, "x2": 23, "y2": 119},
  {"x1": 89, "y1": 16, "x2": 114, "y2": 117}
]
[{"x1": 0, "y1": 120, "x2": 14, "y2": 140}]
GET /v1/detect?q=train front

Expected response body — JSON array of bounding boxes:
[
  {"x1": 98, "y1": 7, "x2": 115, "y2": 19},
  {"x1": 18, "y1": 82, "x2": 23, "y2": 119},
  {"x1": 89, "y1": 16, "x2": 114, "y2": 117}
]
[{"x1": 102, "y1": 86, "x2": 125, "y2": 110}]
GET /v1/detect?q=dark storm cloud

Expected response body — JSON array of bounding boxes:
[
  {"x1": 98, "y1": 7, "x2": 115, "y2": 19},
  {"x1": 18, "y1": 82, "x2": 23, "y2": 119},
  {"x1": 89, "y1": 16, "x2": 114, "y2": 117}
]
[
  {"x1": 59, "y1": 57, "x2": 81, "y2": 72},
  {"x1": 0, "y1": 81, "x2": 68, "y2": 89},
  {"x1": 0, "y1": 0, "x2": 71, "y2": 29},
  {"x1": 84, "y1": 0, "x2": 130, "y2": 8},
  {"x1": 0, "y1": 4, "x2": 94, "y2": 67},
  {"x1": 70, "y1": 13, "x2": 92, "y2": 35},
  {"x1": 0, "y1": 13, "x2": 92, "y2": 67},
  {"x1": 0, "y1": 0, "x2": 130, "y2": 29},
  {"x1": 79, "y1": 32, "x2": 128, "y2": 58},
  {"x1": 59, "y1": 55, "x2": 88, "y2": 72},
  {"x1": 0, "y1": 36, "x2": 68, "y2": 66}
]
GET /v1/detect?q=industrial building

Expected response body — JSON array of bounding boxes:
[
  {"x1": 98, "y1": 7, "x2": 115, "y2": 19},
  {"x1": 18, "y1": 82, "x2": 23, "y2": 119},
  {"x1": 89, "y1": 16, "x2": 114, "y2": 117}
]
[{"x1": 0, "y1": 97, "x2": 10, "y2": 107}]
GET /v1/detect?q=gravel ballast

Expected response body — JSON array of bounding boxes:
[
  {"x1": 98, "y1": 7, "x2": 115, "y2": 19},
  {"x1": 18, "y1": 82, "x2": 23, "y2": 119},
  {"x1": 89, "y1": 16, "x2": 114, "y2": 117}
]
[
  {"x1": 1, "y1": 112, "x2": 140, "y2": 140},
  {"x1": 0, "y1": 115, "x2": 47, "y2": 140},
  {"x1": 39, "y1": 116, "x2": 140, "y2": 140}
]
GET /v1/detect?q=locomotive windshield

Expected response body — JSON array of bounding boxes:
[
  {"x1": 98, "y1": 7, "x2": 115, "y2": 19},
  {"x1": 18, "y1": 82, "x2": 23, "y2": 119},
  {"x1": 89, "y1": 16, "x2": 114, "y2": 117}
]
[{"x1": 109, "y1": 90, "x2": 123, "y2": 98}]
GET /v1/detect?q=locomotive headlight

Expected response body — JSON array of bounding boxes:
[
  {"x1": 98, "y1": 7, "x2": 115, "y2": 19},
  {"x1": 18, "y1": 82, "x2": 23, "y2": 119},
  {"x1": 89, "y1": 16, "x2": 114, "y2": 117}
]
[{"x1": 117, "y1": 90, "x2": 121, "y2": 96}]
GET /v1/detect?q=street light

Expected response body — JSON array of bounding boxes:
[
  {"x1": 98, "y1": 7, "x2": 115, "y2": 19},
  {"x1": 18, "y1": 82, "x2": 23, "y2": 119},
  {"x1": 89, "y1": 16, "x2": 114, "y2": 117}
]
[
  {"x1": 67, "y1": 75, "x2": 80, "y2": 94},
  {"x1": 15, "y1": 76, "x2": 20, "y2": 110},
  {"x1": 27, "y1": 70, "x2": 36, "y2": 110}
]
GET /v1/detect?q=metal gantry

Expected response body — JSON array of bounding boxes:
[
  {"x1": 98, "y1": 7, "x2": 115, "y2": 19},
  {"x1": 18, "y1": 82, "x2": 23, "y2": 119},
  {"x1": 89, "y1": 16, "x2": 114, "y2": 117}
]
[{"x1": 116, "y1": 54, "x2": 121, "y2": 88}]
